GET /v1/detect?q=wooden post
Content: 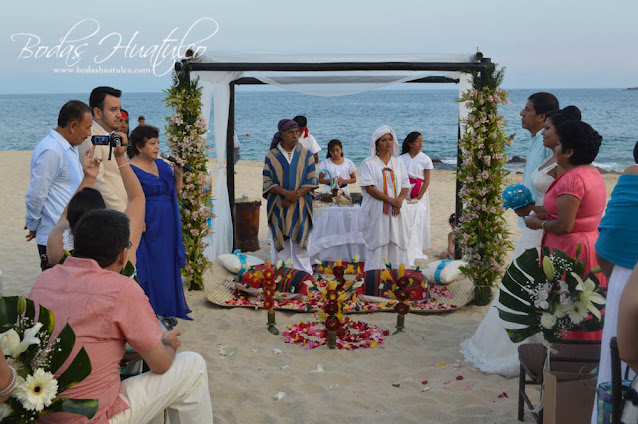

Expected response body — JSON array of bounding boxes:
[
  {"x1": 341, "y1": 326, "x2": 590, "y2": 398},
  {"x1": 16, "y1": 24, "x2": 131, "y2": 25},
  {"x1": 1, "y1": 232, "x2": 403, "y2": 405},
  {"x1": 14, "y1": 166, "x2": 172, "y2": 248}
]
[{"x1": 226, "y1": 82, "x2": 236, "y2": 250}]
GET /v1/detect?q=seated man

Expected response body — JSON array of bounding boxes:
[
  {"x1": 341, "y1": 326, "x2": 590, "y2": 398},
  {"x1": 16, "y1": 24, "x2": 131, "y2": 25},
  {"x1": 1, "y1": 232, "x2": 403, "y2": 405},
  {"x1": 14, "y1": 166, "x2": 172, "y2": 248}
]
[{"x1": 29, "y1": 209, "x2": 212, "y2": 423}]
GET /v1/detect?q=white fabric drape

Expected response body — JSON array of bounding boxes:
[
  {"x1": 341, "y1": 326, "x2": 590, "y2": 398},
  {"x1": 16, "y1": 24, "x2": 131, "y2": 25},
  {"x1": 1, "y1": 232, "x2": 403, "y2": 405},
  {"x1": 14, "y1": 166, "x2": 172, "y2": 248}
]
[
  {"x1": 193, "y1": 70, "x2": 243, "y2": 260},
  {"x1": 253, "y1": 71, "x2": 453, "y2": 97}
]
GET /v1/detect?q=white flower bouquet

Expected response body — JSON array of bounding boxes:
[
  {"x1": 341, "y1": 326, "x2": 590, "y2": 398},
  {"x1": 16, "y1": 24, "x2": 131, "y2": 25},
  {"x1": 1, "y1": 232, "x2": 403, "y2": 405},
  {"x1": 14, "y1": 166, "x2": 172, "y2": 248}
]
[
  {"x1": 497, "y1": 246, "x2": 606, "y2": 343},
  {"x1": 0, "y1": 296, "x2": 97, "y2": 423}
]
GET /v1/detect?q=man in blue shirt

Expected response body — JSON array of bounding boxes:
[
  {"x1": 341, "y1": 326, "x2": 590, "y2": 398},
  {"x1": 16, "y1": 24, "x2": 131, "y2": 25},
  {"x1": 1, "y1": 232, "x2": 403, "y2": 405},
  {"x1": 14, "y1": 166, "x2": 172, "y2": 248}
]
[
  {"x1": 518, "y1": 92, "x2": 559, "y2": 228},
  {"x1": 25, "y1": 100, "x2": 93, "y2": 260}
]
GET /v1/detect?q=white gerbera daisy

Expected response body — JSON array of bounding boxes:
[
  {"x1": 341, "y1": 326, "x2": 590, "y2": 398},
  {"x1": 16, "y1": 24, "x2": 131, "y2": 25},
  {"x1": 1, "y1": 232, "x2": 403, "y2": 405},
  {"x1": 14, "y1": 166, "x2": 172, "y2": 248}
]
[
  {"x1": 14, "y1": 368, "x2": 58, "y2": 411},
  {"x1": 567, "y1": 301, "x2": 589, "y2": 325},
  {"x1": 553, "y1": 304, "x2": 567, "y2": 319}
]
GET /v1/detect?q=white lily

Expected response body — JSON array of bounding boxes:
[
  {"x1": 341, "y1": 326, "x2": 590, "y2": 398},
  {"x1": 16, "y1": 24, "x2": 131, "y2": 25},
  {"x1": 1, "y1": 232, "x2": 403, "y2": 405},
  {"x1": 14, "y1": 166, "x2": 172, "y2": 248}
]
[
  {"x1": 572, "y1": 272, "x2": 606, "y2": 320},
  {"x1": 352, "y1": 255, "x2": 360, "y2": 263},
  {"x1": 0, "y1": 322, "x2": 43, "y2": 359},
  {"x1": 542, "y1": 256, "x2": 555, "y2": 281}
]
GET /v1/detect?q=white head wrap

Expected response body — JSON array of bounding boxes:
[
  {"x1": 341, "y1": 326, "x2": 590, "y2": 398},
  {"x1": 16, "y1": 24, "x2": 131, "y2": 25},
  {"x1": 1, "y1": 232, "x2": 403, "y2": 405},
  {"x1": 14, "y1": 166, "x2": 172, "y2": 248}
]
[{"x1": 369, "y1": 125, "x2": 400, "y2": 158}]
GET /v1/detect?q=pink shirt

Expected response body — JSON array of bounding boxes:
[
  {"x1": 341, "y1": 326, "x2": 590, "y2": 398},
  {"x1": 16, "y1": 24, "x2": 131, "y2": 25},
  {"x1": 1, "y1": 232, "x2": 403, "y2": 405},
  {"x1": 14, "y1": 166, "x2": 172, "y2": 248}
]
[{"x1": 29, "y1": 257, "x2": 163, "y2": 423}]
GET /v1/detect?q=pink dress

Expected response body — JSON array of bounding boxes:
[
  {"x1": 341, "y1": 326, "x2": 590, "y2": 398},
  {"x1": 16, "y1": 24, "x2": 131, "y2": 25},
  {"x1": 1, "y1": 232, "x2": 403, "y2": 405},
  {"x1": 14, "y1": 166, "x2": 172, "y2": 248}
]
[{"x1": 542, "y1": 166, "x2": 608, "y2": 340}]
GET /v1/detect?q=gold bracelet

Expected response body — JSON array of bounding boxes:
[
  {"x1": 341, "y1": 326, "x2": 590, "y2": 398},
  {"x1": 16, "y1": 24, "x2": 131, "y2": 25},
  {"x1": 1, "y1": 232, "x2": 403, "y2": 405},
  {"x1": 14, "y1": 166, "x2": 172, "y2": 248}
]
[{"x1": 118, "y1": 162, "x2": 129, "y2": 169}]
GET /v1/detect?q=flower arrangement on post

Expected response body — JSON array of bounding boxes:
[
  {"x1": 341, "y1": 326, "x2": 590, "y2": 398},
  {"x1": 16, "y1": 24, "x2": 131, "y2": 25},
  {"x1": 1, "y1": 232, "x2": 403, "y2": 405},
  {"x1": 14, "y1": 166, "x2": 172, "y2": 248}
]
[
  {"x1": 455, "y1": 63, "x2": 512, "y2": 305},
  {"x1": 0, "y1": 296, "x2": 97, "y2": 422},
  {"x1": 313, "y1": 259, "x2": 358, "y2": 349},
  {"x1": 381, "y1": 264, "x2": 420, "y2": 334},
  {"x1": 164, "y1": 62, "x2": 214, "y2": 290},
  {"x1": 496, "y1": 246, "x2": 606, "y2": 344},
  {"x1": 283, "y1": 258, "x2": 388, "y2": 350},
  {"x1": 256, "y1": 261, "x2": 280, "y2": 335}
]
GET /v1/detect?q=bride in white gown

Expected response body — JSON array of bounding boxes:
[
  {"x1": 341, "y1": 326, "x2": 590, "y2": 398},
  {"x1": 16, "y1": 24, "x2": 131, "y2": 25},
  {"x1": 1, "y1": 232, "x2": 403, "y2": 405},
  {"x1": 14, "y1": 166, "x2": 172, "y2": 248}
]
[
  {"x1": 459, "y1": 160, "x2": 559, "y2": 377},
  {"x1": 459, "y1": 106, "x2": 579, "y2": 376}
]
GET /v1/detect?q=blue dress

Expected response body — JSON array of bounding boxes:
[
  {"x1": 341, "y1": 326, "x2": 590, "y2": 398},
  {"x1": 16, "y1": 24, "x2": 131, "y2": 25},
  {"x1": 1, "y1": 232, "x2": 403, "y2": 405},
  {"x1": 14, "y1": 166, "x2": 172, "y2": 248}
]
[{"x1": 132, "y1": 159, "x2": 192, "y2": 320}]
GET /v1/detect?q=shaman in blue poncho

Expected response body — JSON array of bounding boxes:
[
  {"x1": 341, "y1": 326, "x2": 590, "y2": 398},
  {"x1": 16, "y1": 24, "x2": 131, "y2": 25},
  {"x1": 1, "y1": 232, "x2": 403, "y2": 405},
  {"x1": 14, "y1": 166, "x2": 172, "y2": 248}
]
[{"x1": 263, "y1": 120, "x2": 318, "y2": 272}]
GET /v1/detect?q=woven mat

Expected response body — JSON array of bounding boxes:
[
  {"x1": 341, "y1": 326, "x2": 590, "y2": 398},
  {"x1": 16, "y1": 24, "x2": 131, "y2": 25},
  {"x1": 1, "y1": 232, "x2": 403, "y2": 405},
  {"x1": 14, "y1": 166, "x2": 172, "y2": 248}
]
[{"x1": 206, "y1": 272, "x2": 474, "y2": 314}]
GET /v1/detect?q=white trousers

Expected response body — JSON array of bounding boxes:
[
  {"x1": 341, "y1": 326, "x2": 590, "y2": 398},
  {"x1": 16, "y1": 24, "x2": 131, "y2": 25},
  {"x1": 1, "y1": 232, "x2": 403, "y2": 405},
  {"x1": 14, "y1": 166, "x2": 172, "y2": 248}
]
[
  {"x1": 109, "y1": 351, "x2": 213, "y2": 424},
  {"x1": 270, "y1": 238, "x2": 312, "y2": 274},
  {"x1": 591, "y1": 265, "x2": 635, "y2": 424}
]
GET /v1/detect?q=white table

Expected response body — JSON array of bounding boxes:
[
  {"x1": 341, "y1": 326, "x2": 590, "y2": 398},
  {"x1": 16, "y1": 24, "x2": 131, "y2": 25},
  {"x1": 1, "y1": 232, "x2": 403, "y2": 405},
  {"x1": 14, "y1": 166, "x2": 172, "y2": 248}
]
[
  {"x1": 309, "y1": 205, "x2": 367, "y2": 263},
  {"x1": 309, "y1": 203, "x2": 428, "y2": 264}
]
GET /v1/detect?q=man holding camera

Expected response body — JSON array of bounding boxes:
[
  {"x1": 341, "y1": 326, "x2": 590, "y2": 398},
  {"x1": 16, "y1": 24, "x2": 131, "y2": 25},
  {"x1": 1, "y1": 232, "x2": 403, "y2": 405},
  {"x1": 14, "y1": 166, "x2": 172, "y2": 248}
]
[
  {"x1": 78, "y1": 86, "x2": 128, "y2": 212},
  {"x1": 29, "y1": 209, "x2": 213, "y2": 423},
  {"x1": 25, "y1": 100, "x2": 92, "y2": 259}
]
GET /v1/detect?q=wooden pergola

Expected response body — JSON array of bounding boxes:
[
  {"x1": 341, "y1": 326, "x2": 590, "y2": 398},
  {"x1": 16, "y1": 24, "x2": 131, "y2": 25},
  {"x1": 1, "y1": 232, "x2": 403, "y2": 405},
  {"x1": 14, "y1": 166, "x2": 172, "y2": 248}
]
[{"x1": 176, "y1": 54, "x2": 492, "y2": 259}]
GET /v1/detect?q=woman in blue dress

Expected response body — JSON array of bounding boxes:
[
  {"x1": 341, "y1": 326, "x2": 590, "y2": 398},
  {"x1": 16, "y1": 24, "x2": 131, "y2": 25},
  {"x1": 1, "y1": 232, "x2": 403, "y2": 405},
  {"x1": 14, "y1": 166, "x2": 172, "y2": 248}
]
[{"x1": 128, "y1": 125, "x2": 192, "y2": 320}]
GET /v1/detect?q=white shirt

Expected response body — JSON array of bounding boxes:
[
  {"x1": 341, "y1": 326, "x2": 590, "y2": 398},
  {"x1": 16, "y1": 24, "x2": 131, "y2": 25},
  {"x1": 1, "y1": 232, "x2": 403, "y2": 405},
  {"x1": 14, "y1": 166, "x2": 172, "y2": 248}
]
[
  {"x1": 233, "y1": 128, "x2": 240, "y2": 149},
  {"x1": 276, "y1": 143, "x2": 295, "y2": 164},
  {"x1": 298, "y1": 133, "x2": 321, "y2": 155},
  {"x1": 25, "y1": 129, "x2": 83, "y2": 245},
  {"x1": 317, "y1": 157, "x2": 356, "y2": 194},
  {"x1": 400, "y1": 152, "x2": 434, "y2": 199}
]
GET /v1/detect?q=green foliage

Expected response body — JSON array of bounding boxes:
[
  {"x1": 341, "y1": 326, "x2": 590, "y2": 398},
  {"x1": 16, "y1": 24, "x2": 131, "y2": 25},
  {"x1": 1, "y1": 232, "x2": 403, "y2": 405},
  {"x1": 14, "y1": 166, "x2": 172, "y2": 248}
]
[
  {"x1": 455, "y1": 64, "x2": 512, "y2": 305},
  {"x1": 497, "y1": 247, "x2": 605, "y2": 343},
  {"x1": 163, "y1": 62, "x2": 214, "y2": 290},
  {"x1": 0, "y1": 296, "x2": 97, "y2": 421}
]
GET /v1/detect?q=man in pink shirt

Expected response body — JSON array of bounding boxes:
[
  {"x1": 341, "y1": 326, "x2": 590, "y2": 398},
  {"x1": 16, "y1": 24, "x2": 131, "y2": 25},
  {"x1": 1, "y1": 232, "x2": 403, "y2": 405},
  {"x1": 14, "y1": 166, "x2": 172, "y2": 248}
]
[{"x1": 29, "y1": 209, "x2": 212, "y2": 423}]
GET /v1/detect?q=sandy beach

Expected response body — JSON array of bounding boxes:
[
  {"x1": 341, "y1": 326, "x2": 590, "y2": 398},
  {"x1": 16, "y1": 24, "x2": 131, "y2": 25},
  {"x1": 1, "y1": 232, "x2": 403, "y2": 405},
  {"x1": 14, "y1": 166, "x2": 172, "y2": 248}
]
[{"x1": 0, "y1": 151, "x2": 621, "y2": 423}]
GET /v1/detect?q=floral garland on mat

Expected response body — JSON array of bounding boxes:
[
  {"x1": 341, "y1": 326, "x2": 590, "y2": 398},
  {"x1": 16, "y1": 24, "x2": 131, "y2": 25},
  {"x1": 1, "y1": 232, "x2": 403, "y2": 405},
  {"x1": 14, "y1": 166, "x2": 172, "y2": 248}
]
[
  {"x1": 0, "y1": 296, "x2": 97, "y2": 422},
  {"x1": 164, "y1": 61, "x2": 214, "y2": 290},
  {"x1": 282, "y1": 259, "x2": 392, "y2": 350},
  {"x1": 455, "y1": 63, "x2": 512, "y2": 305}
]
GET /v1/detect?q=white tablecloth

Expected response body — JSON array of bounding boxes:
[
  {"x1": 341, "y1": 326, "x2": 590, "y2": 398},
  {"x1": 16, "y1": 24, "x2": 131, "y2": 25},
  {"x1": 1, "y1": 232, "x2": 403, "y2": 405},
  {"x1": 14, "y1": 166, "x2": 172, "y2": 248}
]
[
  {"x1": 308, "y1": 203, "x2": 427, "y2": 264},
  {"x1": 309, "y1": 205, "x2": 367, "y2": 263}
]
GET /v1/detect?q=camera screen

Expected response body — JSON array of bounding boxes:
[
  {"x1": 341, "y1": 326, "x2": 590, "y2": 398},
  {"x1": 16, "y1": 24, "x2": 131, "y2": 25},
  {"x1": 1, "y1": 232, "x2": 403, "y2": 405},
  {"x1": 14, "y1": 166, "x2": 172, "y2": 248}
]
[{"x1": 91, "y1": 135, "x2": 110, "y2": 146}]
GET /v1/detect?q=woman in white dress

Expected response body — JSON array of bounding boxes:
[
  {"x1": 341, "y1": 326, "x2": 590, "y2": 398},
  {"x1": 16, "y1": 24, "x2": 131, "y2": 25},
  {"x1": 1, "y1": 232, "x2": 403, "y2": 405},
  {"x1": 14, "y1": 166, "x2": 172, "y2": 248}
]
[
  {"x1": 399, "y1": 132, "x2": 434, "y2": 249},
  {"x1": 359, "y1": 125, "x2": 411, "y2": 271},
  {"x1": 459, "y1": 107, "x2": 575, "y2": 377},
  {"x1": 317, "y1": 139, "x2": 357, "y2": 195}
]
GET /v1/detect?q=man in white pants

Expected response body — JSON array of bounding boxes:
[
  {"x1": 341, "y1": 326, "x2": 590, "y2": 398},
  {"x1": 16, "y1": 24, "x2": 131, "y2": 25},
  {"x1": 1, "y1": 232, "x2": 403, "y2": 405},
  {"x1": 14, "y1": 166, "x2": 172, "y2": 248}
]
[
  {"x1": 30, "y1": 209, "x2": 213, "y2": 423},
  {"x1": 263, "y1": 119, "x2": 318, "y2": 274}
]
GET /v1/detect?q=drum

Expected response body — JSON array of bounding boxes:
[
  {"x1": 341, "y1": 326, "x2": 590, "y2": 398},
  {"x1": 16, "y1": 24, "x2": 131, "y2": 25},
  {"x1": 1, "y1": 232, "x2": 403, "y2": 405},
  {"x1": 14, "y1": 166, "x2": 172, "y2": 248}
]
[{"x1": 234, "y1": 198, "x2": 261, "y2": 252}]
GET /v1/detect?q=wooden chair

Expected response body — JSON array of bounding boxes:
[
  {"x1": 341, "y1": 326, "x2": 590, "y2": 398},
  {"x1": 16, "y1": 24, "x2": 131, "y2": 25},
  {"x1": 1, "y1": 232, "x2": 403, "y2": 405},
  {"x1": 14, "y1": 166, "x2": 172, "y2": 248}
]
[{"x1": 518, "y1": 341, "x2": 601, "y2": 423}]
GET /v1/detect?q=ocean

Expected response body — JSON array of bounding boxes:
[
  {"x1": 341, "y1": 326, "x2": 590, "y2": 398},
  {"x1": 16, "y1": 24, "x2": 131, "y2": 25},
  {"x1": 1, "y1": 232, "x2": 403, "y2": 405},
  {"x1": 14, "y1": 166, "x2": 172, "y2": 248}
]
[{"x1": 0, "y1": 88, "x2": 635, "y2": 172}]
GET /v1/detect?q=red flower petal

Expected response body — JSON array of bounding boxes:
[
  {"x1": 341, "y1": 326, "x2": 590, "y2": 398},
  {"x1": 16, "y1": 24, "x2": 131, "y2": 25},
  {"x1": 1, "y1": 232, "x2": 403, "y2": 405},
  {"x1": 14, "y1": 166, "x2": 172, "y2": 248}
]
[
  {"x1": 456, "y1": 375, "x2": 464, "y2": 381},
  {"x1": 421, "y1": 380, "x2": 428, "y2": 385}
]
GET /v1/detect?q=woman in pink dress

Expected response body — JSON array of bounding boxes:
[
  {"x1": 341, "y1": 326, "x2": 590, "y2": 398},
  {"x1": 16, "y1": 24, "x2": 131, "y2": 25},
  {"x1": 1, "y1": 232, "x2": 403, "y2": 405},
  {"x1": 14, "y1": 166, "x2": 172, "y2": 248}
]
[{"x1": 525, "y1": 120, "x2": 607, "y2": 340}]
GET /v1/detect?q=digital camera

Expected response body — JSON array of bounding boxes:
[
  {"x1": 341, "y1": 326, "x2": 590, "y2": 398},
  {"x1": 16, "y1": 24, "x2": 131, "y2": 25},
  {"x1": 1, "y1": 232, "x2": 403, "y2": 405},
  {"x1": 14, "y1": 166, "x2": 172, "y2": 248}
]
[
  {"x1": 91, "y1": 132, "x2": 125, "y2": 147},
  {"x1": 91, "y1": 132, "x2": 127, "y2": 160}
]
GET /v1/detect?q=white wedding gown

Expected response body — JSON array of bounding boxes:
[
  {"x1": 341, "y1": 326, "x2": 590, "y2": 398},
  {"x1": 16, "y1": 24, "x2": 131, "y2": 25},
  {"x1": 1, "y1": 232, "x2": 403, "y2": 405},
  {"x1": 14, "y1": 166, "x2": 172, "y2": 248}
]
[{"x1": 459, "y1": 162, "x2": 557, "y2": 377}]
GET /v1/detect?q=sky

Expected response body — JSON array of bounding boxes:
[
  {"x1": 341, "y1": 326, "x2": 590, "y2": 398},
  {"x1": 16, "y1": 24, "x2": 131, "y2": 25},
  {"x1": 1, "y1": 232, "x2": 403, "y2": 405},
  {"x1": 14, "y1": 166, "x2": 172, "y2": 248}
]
[{"x1": 2, "y1": 0, "x2": 637, "y2": 94}]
